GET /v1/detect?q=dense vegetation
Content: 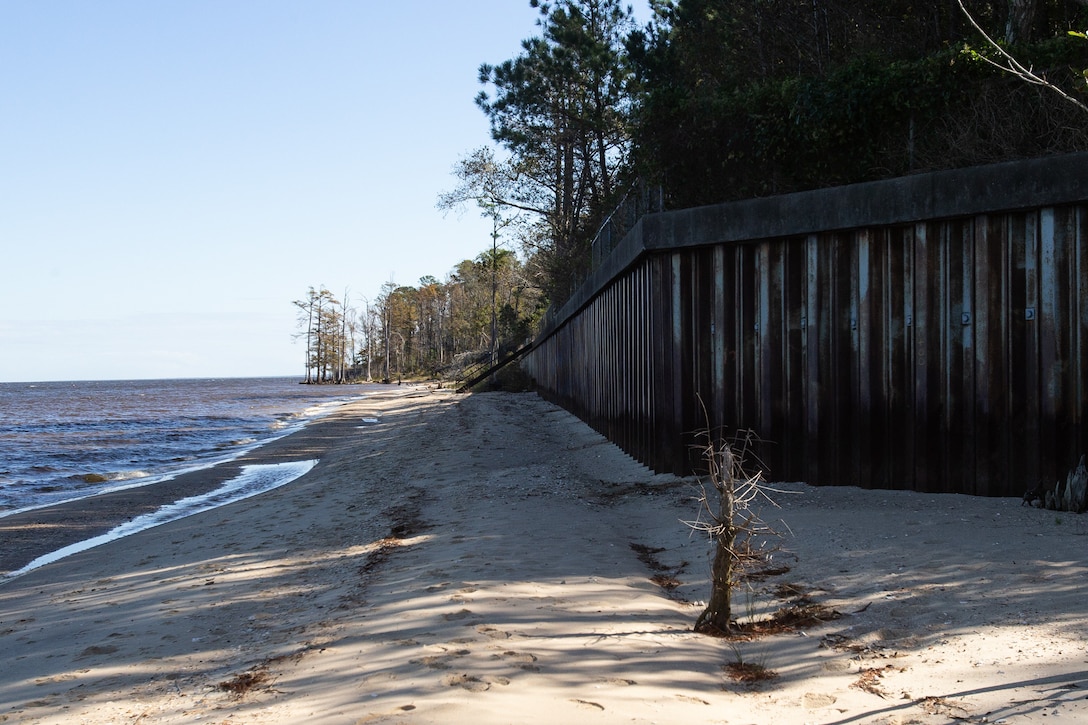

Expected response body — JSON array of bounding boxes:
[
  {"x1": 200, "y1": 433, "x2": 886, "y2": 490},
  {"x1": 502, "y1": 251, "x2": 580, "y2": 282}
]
[
  {"x1": 299, "y1": 0, "x2": 1088, "y2": 384},
  {"x1": 293, "y1": 250, "x2": 542, "y2": 384},
  {"x1": 634, "y1": 0, "x2": 1088, "y2": 207}
]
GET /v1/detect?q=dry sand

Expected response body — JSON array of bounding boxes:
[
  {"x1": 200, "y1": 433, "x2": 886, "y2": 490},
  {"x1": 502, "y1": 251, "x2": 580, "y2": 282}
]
[{"x1": 1, "y1": 387, "x2": 1086, "y2": 724}]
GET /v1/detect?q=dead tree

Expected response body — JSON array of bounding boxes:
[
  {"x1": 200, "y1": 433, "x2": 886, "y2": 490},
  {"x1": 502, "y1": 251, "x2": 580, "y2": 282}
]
[{"x1": 686, "y1": 426, "x2": 778, "y2": 635}]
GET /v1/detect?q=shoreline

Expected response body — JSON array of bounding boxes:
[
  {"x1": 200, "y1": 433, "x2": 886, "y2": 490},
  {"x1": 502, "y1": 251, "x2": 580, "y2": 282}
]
[
  {"x1": 1, "y1": 389, "x2": 1086, "y2": 724},
  {"x1": 0, "y1": 376, "x2": 380, "y2": 520},
  {"x1": 0, "y1": 386, "x2": 428, "y2": 578}
]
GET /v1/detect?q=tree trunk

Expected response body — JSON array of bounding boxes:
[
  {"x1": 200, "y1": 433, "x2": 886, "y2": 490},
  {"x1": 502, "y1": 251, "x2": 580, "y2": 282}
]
[
  {"x1": 694, "y1": 447, "x2": 737, "y2": 634},
  {"x1": 304, "y1": 300, "x2": 314, "y2": 384},
  {"x1": 695, "y1": 517, "x2": 736, "y2": 633},
  {"x1": 1006, "y1": 0, "x2": 1038, "y2": 44}
]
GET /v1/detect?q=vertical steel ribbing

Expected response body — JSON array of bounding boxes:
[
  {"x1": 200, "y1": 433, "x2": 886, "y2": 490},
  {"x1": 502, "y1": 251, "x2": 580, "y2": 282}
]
[{"x1": 523, "y1": 200, "x2": 1088, "y2": 495}]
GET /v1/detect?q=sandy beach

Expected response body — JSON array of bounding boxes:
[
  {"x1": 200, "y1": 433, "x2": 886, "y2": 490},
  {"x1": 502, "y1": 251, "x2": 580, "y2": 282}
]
[{"x1": 1, "y1": 387, "x2": 1086, "y2": 724}]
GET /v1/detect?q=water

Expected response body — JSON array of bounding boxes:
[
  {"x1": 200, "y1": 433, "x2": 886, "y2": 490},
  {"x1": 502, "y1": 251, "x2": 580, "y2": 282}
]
[
  {"x1": 4, "y1": 460, "x2": 319, "y2": 580},
  {"x1": 0, "y1": 377, "x2": 378, "y2": 515}
]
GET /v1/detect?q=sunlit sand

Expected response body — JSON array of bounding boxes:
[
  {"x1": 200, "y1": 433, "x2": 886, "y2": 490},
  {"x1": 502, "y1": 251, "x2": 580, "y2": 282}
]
[{"x1": 1, "y1": 388, "x2": 1085, "y2": 723}]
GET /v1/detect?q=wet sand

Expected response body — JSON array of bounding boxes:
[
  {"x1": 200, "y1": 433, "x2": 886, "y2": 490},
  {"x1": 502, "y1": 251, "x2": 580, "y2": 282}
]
[{"x1": 0, "y1": 387, "x2": 413, "y2": 577}]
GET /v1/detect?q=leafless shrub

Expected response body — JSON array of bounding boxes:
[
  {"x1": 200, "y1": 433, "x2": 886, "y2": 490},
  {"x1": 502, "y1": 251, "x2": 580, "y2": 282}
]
[{"x1": 685, "y1": 414, "x2": 781, "y2": 635}]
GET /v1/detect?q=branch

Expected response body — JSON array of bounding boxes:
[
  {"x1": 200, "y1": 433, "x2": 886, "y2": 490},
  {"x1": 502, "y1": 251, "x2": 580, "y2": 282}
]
[{"x1": 957, "y1": 0, "x2": 1088, "y2": 115}]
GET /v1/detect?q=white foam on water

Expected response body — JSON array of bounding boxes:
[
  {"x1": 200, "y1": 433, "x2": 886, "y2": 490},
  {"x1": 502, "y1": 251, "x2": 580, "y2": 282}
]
[
  {"x1": 0, "y1": 407, "x2": 334, "y2": 520},
  {"x1": 1, "y1": 459, "x2": 318, "y2": 582},
  {"x1": 0, "y1": 381, "x2": 371, "y2": 520}
]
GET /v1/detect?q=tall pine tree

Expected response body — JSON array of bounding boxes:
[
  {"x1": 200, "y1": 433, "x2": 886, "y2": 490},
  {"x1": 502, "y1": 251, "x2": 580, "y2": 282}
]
[{"x1": 476, "y1": 0, "x2": 635, "y2": 303}]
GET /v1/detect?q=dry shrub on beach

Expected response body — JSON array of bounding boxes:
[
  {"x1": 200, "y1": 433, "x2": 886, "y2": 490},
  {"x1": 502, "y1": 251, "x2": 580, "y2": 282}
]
[{"x1": 685, "y1": 418, "x2": 781, "y2": 635}]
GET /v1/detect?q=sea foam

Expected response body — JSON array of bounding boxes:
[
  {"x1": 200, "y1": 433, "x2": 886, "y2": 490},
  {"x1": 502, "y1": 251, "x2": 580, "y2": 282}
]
[{"x1": 2, "y1": 459, "x2": 317, "y2": 582}]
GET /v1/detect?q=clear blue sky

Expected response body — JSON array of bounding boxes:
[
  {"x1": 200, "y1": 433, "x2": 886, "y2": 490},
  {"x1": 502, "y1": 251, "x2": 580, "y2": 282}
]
[{"x1": 0, "y1": 1, "x2": 648, "y2": 383}]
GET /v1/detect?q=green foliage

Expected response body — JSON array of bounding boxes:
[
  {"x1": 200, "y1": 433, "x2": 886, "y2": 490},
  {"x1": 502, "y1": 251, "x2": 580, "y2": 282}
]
[
  {"x1": 1070, "y1": 30, "x2": 1088, "y2": 85},
  {"x1": 367, "y1": 250, "x2": 544, "y2": 381},
  {"x1": 631, "y1": 7, "x2": 1088, "y2": 207},
  {"x1": 428, "y1": 0, "x2": 1088, "y2": 331},
  {"x1": 476, "y1": 0, "x2": 636, "y2": 304}
]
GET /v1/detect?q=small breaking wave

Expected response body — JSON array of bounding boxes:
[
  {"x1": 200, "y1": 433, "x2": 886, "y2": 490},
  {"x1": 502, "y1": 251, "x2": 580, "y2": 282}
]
[
  {"x1": 74, "y1": 470, "x2": 151, "y2": 485},
  {"x1": 110, "y1": 470, "x2": 151, "y2": 482}
]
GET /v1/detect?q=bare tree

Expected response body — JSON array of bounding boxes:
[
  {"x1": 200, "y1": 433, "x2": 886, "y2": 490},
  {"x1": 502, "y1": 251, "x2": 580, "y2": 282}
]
[
  {"x1": 360, "y1": 295, "x2": 376, "y2": 382},
  {"x1": 292, "y1": 287, "x2": 318, "y2": 384},
  {"x1": 439, "y1": 147, "x2": 525, "y2": 365},
  {"x1": 337, "y1": 286, "x2": 352, "y2": 383},
  {"x1": 685, "y1": 423, "x2": 780, "y2": 634},
  {"x1": 293, "y1": 286, "x2": 344, "y2": 384}
]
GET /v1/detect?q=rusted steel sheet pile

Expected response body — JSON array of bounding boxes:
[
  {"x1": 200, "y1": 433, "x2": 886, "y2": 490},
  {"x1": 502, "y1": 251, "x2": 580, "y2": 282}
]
[{"x1": 524, "y1": 153, "x2": 1088, "y2": 496}]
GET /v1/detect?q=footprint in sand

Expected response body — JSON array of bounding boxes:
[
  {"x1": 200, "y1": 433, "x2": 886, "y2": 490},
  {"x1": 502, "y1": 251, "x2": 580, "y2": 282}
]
[
  {"x1": 411, "y1": 655, "x2": 453, "y2": 670},
  {"x1": 600, "y1": 677, "x2": 637, "y2": 686},
  {"x1": 443, "y1": 673, "x2": 490, "y2": 692},
  {"x1": 490, "y1": 650, "x2": 540, "y2": 671},
  {"x1": 803, "y1": 692, "x2": 838, "y2": 709},
  {"x1": 475, "y1": 625, "x2": 512, "y2": 640},
  {"x1": 410, "y1": 648, "x2": 472, "y2": 670},
  {"x1": 443, "y1": 608, "x2": 477, "y2": 622},
  {"x1": 77, "y1": 645, "x2": 119, "y2": 658}
]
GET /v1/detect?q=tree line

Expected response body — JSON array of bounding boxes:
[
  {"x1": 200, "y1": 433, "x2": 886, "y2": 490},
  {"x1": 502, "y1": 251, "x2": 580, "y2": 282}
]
[
  {"x1": 297, "y1": 0, "x2": 1087, "y2": 383},
  {"x1": 453, "y1": 0, "x2": 1086, "y2": 308},
  {"x1": 294, "y1": 250, "x2": 543, "y2": 384}
]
